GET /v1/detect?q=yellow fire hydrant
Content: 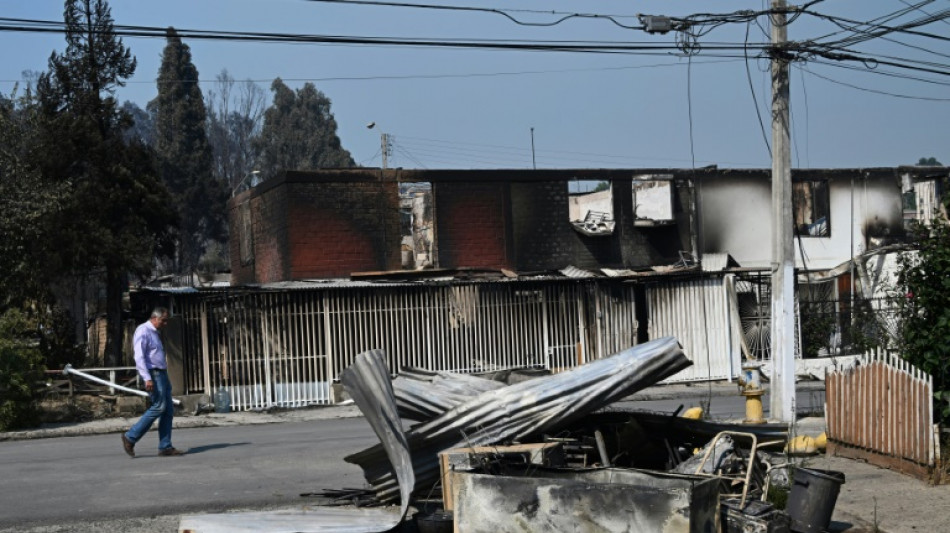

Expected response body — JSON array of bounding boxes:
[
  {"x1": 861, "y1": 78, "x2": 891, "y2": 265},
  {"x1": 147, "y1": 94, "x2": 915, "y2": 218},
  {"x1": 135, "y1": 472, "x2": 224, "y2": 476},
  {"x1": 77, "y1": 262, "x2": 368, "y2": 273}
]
[{"x1": 737, "y1": 362, "x2": 766, "y2": 424}]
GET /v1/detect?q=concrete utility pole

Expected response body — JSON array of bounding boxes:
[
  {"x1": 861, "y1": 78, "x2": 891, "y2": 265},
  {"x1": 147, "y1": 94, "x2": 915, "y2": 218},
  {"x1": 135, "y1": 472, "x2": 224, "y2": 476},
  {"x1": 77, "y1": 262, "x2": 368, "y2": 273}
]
[
  {"x1": 769, "y1": 0, "x2": 796, "y2": 423},
  {"x1": 381, "y1": 133, "x2": 392, "y2": 169}
]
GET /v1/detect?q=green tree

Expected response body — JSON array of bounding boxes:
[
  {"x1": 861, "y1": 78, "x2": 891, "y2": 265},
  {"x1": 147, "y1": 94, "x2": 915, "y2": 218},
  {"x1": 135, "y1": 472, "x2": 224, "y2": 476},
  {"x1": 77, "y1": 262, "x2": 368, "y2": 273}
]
[
  {"x1": 34, "y1": 0, "x2": 177, "y2": 367},
  {"x1": 917, "y1": 157, "x2": 943, "y2": 166},
  {"x1": 0, "y1": 309, "x2": 46, "y2": 431},
  {"x1": 255, "y1": 79, "x2": 354, "y2": 179},
  {"x1": 0, "y1": 90, "x2": 65, "y2": 307},
  {"x1": 150, "y1": 27, "x2": 226, "y2": 275},
  {"x1": 897, "y1": 195, "x2": 950, "y2": 426}
]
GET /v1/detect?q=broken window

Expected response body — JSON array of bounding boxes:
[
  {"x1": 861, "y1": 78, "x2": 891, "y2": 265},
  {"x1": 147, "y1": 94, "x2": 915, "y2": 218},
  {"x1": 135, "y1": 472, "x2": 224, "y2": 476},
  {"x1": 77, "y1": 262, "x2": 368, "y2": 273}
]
[
  {"x1": 568, "y1": 180, "x2": 614, "y2": 236},
  {"x1": 238, "y1": 201, "x2": 254, "y2": 265},
  {"x1": 793, "y1": 180, "x2": 830, "y2": 237},
  {"x1": 632, "y1": 175, "x2": 674, "y2": 224}
]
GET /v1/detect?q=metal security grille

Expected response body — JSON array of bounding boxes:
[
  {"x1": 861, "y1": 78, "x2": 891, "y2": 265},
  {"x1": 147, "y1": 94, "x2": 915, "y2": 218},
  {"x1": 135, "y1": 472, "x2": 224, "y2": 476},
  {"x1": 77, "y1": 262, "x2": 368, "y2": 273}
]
[
  {"x1": 168, "y1": 280, "x2": 639, "y2": 411},
  {"x1": 646, "y1": 276, "x2": 742, "y2": 383}
]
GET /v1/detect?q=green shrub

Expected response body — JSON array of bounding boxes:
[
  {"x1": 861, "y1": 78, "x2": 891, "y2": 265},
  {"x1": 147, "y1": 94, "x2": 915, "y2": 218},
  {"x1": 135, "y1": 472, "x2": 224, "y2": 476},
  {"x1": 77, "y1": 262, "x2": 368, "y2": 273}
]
[
  {"x1": 0, "y1": 341, "x2": 44, "y2": 431},
  {"x1": 0, "y1": 309, "x2": 47, "y2": 431},
  {"x1": 897, "y1": 195, "x2": 950, "y2": 427}
]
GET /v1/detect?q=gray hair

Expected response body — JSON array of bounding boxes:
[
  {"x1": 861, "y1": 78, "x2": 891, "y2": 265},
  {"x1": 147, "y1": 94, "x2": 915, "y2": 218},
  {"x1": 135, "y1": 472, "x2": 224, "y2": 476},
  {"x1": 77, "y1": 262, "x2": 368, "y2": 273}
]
[{"x1": 150, "y1": 307, "x2": 169, "y2": 319}]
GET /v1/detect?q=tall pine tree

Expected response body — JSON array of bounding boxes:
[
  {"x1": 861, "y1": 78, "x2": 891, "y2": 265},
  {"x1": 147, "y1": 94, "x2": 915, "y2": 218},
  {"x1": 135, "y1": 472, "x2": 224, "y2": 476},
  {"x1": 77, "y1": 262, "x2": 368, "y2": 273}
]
[
  {"x1": 150, "y1": 27, "x2": 226, "y2": 275},
  {"x1": 35, "y1": 0, "x2": 176, "y2": 366}
]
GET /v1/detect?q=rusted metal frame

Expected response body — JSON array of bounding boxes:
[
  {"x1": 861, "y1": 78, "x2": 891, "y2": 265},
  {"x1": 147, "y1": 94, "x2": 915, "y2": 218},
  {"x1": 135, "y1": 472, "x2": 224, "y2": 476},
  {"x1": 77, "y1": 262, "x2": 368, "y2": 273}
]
[{"x1": 693, "y1": 431, "x2": 759, "y2": 508}]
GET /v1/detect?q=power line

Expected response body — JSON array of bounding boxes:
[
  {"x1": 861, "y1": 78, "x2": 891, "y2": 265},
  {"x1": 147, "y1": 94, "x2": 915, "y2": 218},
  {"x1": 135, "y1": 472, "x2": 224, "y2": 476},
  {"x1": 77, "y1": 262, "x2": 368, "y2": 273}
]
[
  {"x1": 300, "y1": 0, "x2": 647, "y2": 30},
  {"x1": 798, "y1": 63, "x2": 950, "y2": 101}
]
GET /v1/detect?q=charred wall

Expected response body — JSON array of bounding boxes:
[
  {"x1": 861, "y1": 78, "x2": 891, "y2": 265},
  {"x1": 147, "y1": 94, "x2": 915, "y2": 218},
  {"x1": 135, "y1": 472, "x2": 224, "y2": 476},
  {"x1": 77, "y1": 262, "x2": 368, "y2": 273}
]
[
  {"x1": 287, "y1": 180, "x2": 401, "y2": 279},
  {"x1": 229, "y1": 176, "x2": 401, "y2": 283},
  {"x1": 229, "y1": 184, "x2": 292, "y2": 285},
  {"x1": 434, "y1": 181, "x2": 512, "y2": 269}
]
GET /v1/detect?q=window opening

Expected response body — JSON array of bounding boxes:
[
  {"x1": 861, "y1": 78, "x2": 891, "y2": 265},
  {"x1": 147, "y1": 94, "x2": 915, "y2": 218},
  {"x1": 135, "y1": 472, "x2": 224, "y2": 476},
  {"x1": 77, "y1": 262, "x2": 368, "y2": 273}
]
[
  {"x1": 568, "y1": 179, "x2": 614, "y2": 236},
  {"x1": 632, "y1": 175, "x2": 674, "y2": 225},
  {"x1": 400, "y1": 182, "x2": 434, "y2": 269},
  {"x1": 793, "y1": 180, "x2": 830, "y2": 237}
]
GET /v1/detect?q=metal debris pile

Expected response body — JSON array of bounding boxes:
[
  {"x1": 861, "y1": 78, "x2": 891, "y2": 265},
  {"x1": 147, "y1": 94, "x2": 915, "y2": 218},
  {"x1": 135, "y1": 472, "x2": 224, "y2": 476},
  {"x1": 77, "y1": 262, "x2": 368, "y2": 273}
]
[{"x1": 182, "y1": 336, "x2": 844, "y2": 532}]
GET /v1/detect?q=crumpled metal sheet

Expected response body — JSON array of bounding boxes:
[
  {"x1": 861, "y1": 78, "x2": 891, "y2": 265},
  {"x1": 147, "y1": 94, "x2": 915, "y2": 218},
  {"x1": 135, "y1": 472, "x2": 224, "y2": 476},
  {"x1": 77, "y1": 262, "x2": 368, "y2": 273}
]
[
  {"x1": 345, "y1": 336, "x2": 692, "y2": 503},
  {"x1": 392, "y1": 367, "x2": 505, "y2": 421},
  {"x1": 340, "y1": 349, "x2": 415, "y2": 521},
  {"x1": 176, "y1": 351, "x2": 415, "y2": 533}
]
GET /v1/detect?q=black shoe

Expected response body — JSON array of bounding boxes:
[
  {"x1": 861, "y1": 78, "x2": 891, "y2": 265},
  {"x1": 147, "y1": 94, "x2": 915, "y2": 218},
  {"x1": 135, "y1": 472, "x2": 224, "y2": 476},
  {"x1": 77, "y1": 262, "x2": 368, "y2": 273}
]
[
  {"x1": 158, "y1": 447, "x2": 186, "y2": 457},
  {"x1": 121, "y1": 434, "x2": 135, "y2": 458}
]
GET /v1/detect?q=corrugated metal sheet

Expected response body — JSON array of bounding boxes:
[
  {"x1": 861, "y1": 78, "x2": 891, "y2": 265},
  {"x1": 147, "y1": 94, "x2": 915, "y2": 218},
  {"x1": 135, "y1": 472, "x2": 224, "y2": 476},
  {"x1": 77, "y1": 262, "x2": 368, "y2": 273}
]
[
  {"x1": 647, "y1": 276, "x2": 741, "y2": 383},
  {"x1": 559, "y1": 265, "x2": 598, "y2": 278},
  {"x1": 344, "y1": 338, "x2": 692, "y2": 503},
  {"x1": 701, "y1": 253, "x2": 730, "y2": 272}
]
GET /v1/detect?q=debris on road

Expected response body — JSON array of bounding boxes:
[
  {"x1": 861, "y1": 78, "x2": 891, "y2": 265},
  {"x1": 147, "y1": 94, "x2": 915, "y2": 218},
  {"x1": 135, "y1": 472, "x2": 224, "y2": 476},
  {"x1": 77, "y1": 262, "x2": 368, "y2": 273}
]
[{"x1": 180, "y1": 336, "x2": 846, "y2": 532}]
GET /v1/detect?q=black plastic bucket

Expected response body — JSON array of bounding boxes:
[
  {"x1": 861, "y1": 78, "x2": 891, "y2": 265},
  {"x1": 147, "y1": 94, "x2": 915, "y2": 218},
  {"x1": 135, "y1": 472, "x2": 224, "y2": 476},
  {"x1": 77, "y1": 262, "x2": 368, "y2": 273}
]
[{"x1": 787, "y1": 467, "x2": 846, "y2": 533}]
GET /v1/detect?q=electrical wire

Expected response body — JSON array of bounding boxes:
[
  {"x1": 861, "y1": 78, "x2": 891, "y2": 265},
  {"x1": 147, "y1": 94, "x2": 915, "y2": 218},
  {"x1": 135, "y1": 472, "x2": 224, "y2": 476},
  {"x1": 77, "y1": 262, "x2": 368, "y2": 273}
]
[
  {"x1": 797, "y1": 63, "x2": 950, "y2": 101},
  {"x1": 300, "y1": 0, "x2": 647, "y2": 30},
  {"x1": 744, "y1": 20, "x2": 771, "y2": 158}
]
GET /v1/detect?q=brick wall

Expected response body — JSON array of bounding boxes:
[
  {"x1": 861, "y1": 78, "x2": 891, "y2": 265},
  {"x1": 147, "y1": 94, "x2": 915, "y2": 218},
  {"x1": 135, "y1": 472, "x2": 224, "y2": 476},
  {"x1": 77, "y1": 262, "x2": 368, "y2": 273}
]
[
  {"x1": 229, "y1": 185, "x2": 291, "y2": 285},
  {"x1": 286, "y1": 181, "x2": 401, "y2": 278},
  {"x1": 435, "y1": 182, "x2": 511, "y2": 269}
]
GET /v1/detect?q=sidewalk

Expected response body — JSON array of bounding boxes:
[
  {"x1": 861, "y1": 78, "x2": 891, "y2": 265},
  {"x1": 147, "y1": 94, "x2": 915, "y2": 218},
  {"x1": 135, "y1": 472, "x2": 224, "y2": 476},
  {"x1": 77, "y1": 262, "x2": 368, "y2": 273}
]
[{"x1": 3, "y1": 381, "x2": 947, "y2": 533}]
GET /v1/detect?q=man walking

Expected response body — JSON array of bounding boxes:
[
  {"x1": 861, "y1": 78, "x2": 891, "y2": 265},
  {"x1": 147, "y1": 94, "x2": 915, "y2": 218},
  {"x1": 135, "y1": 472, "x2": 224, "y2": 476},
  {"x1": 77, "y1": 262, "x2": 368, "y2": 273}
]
[{"x1": 121, "y1": 307, "x2": 185, "y2": 457}]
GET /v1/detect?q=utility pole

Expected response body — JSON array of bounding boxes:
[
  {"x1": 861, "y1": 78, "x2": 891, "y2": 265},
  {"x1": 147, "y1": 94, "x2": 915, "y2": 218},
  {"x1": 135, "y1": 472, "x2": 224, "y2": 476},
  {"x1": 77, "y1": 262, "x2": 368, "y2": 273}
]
[
  {"x1": 381, "y1": 133, "x2": 392, "y2": 169},
  {"x1": 770, "y1": 0, "x2": 796, "y2": 423}
]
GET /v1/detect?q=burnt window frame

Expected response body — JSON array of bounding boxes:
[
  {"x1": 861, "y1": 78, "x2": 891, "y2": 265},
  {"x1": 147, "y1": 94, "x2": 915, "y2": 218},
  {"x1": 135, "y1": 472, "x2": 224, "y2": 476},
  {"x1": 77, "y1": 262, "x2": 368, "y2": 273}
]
[{"x1": 793, "y1": 179, "x2": 831, "y2": 238}]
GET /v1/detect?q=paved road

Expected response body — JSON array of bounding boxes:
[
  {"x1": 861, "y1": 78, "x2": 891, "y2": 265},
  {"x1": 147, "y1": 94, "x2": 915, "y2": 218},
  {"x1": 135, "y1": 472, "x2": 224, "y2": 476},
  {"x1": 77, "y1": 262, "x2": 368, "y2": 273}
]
[{"x1": 0, "y1": 418, "x2": 376, "y2": 531}]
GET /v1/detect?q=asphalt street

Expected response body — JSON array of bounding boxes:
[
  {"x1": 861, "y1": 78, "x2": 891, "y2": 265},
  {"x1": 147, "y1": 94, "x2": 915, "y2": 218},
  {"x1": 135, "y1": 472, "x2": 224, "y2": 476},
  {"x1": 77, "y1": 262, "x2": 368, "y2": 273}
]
[{"x1": 0, "y1": 418, "x2": 375, "y2": 531}]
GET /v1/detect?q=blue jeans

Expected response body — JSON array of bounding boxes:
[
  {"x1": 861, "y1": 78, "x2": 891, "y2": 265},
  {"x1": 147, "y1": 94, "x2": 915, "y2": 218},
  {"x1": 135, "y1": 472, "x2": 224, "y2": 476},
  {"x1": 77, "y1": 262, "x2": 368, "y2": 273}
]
[{"x1": 125, "y1": 369, "x2": 174, "y2": 450}]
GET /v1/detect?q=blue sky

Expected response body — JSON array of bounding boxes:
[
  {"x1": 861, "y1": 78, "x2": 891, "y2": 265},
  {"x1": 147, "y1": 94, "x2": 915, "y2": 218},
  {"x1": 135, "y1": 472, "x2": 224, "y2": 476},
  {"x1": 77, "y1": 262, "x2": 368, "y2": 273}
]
[{"x1": 1, "y1": 1, "x2": 947, "y2": 170}]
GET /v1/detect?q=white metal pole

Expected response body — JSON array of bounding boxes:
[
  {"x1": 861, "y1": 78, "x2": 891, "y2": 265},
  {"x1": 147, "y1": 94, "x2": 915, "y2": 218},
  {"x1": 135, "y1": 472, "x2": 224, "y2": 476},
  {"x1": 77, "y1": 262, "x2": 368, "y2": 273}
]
[{"x1": 62, "y1": 365, "x2": 181, "y2": 406}]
